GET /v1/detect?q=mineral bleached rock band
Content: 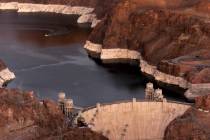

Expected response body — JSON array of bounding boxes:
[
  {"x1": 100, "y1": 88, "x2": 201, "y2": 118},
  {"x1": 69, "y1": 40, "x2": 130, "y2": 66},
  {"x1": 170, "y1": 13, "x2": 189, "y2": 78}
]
[
  {"x1": 0, "y1": 68, "x2": 15, "y2": 87},
  {"x1": 84, "y1": 40, "x2": 210, "y2": 100},
  {"x1": 1, "y1": 2, "x2": 209, "y2": 101},
  {"x1": 0, "y1": 2, "x2": 101, "y2": 28}
]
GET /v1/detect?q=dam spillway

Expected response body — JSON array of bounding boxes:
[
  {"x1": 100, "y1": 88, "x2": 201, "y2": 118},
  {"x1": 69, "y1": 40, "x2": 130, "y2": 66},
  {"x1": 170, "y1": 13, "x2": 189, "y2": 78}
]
[{"x1": 81, "y1": 100, "x2": 191, "y2": 140}]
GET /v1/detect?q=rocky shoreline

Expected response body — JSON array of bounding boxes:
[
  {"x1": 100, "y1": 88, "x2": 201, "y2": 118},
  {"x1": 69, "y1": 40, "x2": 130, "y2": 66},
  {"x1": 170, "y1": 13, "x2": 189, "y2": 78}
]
[
  {"x1": 0, "y1": 60, "x2": 15, "y2": 87},
  {"x1": 83, "y1": 0, "x2": 210, "y2": 101},
  {"x1": 0, "y1": 68, "x2": 15, "y2": 87},
  {"x1": 84, "y1": 40, "x2": 210, "y2": 101},
  {"x1": 1, "y1": 0, "x2": 210, "y2": 103},
  {"x1": 0, "y1": 0, "x2": 209, "y2": 139},
  {"x1": 0, "y1": 2, "x2": 100, "y2": 28}
]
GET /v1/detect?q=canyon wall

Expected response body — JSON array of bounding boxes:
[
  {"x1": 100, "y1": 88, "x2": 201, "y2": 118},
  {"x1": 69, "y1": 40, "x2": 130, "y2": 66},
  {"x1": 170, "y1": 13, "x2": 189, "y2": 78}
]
[
  {"x1": 0, "y1": 0, "x2": 209, "y2": 140},
  {"x1": 2, "y1": 0, "x2": 210, "y2": 100},
  {"x1": 84, "y1": 0, "x2": 210, "y2": 100},
  {"x1": 164, "y1": 94, "x2": 210, "y2": 140}
]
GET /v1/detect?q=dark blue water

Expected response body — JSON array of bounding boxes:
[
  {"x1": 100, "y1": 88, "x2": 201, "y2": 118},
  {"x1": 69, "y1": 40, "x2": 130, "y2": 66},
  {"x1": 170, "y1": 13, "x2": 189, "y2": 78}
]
[{"x1": 0, "y1": 12, "x2": 146, "y2": 107}]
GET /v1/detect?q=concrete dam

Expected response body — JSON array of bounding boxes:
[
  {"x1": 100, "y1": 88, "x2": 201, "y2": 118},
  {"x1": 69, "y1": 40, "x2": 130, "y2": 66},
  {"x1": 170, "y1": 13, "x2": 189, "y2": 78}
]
[
  {"x1": 58, "y1": 83, "x2": 192, "y2": 140},
  {"x1": 81, "y1": 100, "x2": 190, "y2": 140}
]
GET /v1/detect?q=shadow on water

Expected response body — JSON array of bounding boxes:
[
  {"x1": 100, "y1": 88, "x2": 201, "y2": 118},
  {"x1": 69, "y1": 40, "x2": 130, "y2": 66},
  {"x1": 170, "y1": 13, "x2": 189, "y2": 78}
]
[{"x1": 89, "y1": 57, "x2": 187, "y2": 102}]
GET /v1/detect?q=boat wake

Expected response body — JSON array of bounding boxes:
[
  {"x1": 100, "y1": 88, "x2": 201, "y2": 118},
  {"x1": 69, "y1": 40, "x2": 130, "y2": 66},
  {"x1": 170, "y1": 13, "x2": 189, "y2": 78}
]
[{"x1": 16, "y1": 61, "x2": 71, "y2": 72}]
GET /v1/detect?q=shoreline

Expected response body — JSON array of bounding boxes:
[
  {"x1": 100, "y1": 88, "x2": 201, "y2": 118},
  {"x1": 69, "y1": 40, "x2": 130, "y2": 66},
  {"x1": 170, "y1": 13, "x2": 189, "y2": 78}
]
[
  {"x1": 0, "y1": 2, "x2": 101, "y2": 28},
  {"x1": 0, "y1": 2, "x2": 208, "y2": 101},
  {"x1": 84, "y1": 40, "x2": 210, "y2": 101}
]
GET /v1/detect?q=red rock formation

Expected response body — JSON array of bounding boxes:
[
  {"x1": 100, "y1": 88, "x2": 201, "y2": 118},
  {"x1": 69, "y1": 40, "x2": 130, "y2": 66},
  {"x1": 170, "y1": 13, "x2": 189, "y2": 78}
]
[
  {"x1": 195, "y1": 94, "x2": 210, "y2": 110},
  {"x1": 0, "y1": 88, "x2": 108, "y2": 140},
  {"x1": 89, "y1": 0, "x2": 210, "y2": 83},
  {"x1": 164, "y1": 95, "x2": 210, "y2": 140},
  {"x1": 83, "y1": 0, "x2": 210, "y2": 99},
  {"x1": 42, "y1": 128, "x2": 108, "y2": 140},
  {"x1": 0, "y1": 0, "x2": 209, "y2": 97}
]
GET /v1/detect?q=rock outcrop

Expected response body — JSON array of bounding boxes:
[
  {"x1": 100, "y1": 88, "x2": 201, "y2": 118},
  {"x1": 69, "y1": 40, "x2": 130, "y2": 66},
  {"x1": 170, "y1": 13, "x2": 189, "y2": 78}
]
[
  {"x1": 84, "y1": 0, "x2": 210, "y2": 100},
  {"x1": 0, "y1": 2, "x2": 99, "y2": 27},
  {"x1": 0, "y1": 88, "x2": 108, "y2": 140},
  {"x1": 0, "y1": 0, "x2": 120, "y2": 28},
  {"x1": 0, "y1": 60, "x2": 15, "y2": 87},
  {"x1": 164, "y1": 94, "x2": 210, "y2": 140},
  {"x1": 0, "y1": 0, "x2": 120, "y2": 18},
  {"x1": 1, "y1": 0, "x2": 210, "y2": 102}
]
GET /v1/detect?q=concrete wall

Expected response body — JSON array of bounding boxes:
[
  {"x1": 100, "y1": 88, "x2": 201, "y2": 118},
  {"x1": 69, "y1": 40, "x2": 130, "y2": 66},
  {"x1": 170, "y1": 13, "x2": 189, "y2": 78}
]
[{"x1": 81, "y1": 101, "x2": 190, "y2": 140}]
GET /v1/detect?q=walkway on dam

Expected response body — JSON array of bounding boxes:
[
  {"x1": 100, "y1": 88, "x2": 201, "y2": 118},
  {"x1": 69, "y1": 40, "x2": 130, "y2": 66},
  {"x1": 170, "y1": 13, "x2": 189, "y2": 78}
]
[{"x1": 81, "y1": 100, "x2": 191, "y2": 140}]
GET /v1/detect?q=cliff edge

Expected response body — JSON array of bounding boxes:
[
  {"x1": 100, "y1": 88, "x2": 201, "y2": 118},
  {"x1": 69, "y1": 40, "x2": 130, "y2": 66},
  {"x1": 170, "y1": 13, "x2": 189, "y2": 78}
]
[{"x1": 85, "y1": 0, "x2": 210, "y2": 100}]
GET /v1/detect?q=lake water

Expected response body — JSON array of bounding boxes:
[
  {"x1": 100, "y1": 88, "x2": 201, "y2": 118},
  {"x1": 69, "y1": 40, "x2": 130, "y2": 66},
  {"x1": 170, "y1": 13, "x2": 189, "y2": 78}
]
[{"x1": 0, "y1": 12, "x2": 148, "y2": 107}]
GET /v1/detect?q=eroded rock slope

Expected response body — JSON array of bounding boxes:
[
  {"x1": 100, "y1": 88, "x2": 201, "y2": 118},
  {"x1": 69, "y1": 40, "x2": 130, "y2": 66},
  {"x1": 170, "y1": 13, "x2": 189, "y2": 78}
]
[
  {"x1": 164, "y1": 94, "x2": 210, "y2": 140},
  {"x1": 85, "y1": 0, "x2": 210, "y2": 99},
  {"x1": 0, "y1": 88, "x2": 108, "y2": 140}
]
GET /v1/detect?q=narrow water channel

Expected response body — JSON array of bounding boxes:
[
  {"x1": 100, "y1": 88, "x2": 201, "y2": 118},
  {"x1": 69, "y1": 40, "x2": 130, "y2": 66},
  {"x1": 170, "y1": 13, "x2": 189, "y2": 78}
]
[{"x1": 0, "y1": 12, "x2": 148, "y2": 107}]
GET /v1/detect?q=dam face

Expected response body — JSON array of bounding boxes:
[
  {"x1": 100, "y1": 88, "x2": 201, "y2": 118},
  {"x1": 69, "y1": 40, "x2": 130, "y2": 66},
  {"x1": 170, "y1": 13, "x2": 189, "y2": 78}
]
[{"x1": 81, "y1": 101, "x2": 190, "y2": 140}]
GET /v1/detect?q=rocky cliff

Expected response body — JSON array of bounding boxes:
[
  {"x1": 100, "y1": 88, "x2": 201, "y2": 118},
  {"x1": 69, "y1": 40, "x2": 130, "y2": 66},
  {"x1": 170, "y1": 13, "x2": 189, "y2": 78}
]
[
  {"x1": 1, "y1": 0, "x2": 210, "y2": 101},
  {"x1": 0, "y1": 0, "x2": 209, "y2": 139},
  {"x1": 164, "y1": 94, "x2": 210, "y2": 140},
  {"x1": 0, "y1": 88, "x2": 108, "y2": 140},
  {"x1": 84, "y1": 0, "x2": 210, "y2": 100}
]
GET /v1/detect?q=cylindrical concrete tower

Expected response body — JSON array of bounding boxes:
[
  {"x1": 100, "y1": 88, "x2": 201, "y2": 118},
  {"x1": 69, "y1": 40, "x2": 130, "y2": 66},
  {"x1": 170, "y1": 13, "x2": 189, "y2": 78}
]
[
  {"x1": 154, "y1": 88, "x2": 164, "y2": 101},
  {"x1": 145, "y1": 82, "x2": 155, "y2": 100},
  {"x1": 58, "y1": 92, "x2": 66, "y2": 113},
  {"x1": 64, "y1": 98, "x2": 74, "y2": 118}
]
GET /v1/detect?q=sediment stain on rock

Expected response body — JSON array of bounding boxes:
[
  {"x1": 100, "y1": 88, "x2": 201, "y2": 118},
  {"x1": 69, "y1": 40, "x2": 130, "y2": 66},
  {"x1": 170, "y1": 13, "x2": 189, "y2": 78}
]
[
  {"x1": 85, "y1": 0, "x2": 210, "y2": 100},
  {"x1": 0, "y1": 60, "x2": 15, "y2": 87}
]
